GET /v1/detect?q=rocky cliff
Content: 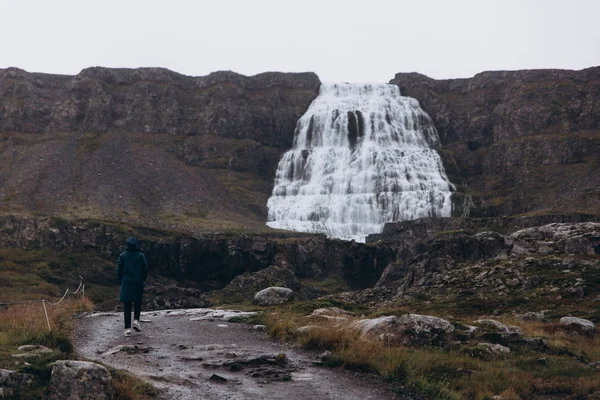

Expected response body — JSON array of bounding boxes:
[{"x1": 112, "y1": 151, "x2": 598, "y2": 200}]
[
  {"x1": 0, "y1": 67, "x2": 320, "y2": 232},
  {"x1": 0, "y1": 214, "x2": 393, "y2": 308},
  {"x1": 2, "y1": 66, "x2": 599, "y2": 232},
  {"x1": 391, "y1": 67, "x2": 600, "y2": 219}
]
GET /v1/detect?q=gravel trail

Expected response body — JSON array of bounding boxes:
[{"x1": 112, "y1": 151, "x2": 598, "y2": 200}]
[{"x1": 74, "y1": 309, "x2": 399, "y2": 399}]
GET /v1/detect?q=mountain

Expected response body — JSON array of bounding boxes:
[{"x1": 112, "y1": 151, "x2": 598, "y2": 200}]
[
  {"x1": 391, "y1": 67, "x2": 600, "y2": 219},
  {"x1": 0, "y1": 67, "x2": 320, "y2": 233},
  {"x1": 1, "y1": 66, "x2": 598, "y2": 235}
]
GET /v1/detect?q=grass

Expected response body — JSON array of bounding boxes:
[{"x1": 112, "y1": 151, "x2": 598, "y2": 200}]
[
  {"x1": 0, "y1": 297, "x2": 92, "y2": 398},
  {"x1": 0, "y1": 294, "x2": 158, "y2": 399},
  {"x1": 0, "y1": 244, "x2": 160, "y2": 398},
  {"x1": 0, "y1": 247, "x2": 118, "y2": 306},
  {"x1": 261, "y1": 302, "x2": 600, "y2": 400}
]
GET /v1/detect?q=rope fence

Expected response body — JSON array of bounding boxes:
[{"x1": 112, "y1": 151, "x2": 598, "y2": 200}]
[{"x1": 0, "y1": 276, "x2": 86, "y2": 332}]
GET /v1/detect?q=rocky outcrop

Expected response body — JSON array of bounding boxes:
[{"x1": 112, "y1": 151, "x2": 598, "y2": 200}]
[
  {"x1": 340, "y1": 222, "x2": 600, "y2": 315},
  {"x1": 0, "y1": 67, "x2": 320, "y2": 147},
  {"x1": 254, "y1": 287, "x2": 294, "y2": 306},
  {"x1": 391, "y1": 68, "x2": 600, "y2": 218},
  {"x1": 0, "y1": 215, "x2": 394, "y2": 304},
  {"x1": 47, "y1": 360, "x2": 114, "y2": 400},
  {"x1": 510, "y1": 222, "x2": 600, "y2": 256},
  {"x1": 371, "y1": 214, "x2": 600, "y2": 260}
]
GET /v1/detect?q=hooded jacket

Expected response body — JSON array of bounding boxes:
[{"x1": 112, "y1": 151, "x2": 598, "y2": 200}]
[{"x1": 116, "y1": 237, "x2": 148, "y2": 302}]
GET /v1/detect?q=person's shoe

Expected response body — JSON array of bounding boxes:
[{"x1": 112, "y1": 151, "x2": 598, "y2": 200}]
[
  {"x1": 124, "y1": 329, "x2": 132, "y2": 337},
  {"x1": 133, "y1": 320, "x2": 141, "y2": 332}
]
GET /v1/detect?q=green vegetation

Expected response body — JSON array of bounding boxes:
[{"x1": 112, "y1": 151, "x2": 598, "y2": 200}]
[{"x1": 0, "y1": 248, "x2": 118, "y2": 305}]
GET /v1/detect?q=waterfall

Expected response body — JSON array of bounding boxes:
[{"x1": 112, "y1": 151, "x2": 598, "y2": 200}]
[{"x1": 266, "y1": 83, "x2": 454, "y2": 242}]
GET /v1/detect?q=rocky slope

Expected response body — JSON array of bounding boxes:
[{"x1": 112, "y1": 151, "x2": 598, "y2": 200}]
[
  {"x1": 343, "y1": 218, "x2": 600, "y2": 321},
  {"x1": 0, "y1": 67, "x2": 320, "y2": 232},
  {"x1": 391, "y1": 67, "x2": 600, "y2": 218}
]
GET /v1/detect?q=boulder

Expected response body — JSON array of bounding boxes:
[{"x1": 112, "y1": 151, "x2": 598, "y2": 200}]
[
  {"x1": 476, "y1": 343, "x2": 511, "y2": 355},
  {"x1": 474, "y1": 319, "x2": 510, "y2": 333},
  {"x1": 519, "y1": 311, "x2": 549, "y2": 322},
  {"x1": 0, "y1": 369, "x2": 37, "y2": 398},
  {"x1": 559, "y1": 317, "x2": 596, "y2": 335},
  {"x1": 352, "y1": 314, "x2": 454, "y2": 347},
  {"x1": 253, "y1": 287, "x2": 294, "y2": 306},
  {"x1": 47, "y1": 361, "x2": 114, "y2": 400}
]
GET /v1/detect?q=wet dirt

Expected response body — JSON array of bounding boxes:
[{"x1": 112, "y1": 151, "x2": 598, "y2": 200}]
[{"x1": 74, "y1": 309, "x2": 400, "y2": 399}]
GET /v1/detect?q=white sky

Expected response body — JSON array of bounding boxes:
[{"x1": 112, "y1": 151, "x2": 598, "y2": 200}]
[{"x1": 1, "y1": 0, "x2": 599, "y2": 82}]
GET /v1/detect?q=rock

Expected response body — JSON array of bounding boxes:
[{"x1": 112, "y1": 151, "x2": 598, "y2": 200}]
[
  {"x1": 143, "y1": 284, "x2": 212, "y2": 310},
  {"x1": 584, "y1": 361, "x2": 600, "y2": 370},
  {"x1": 11, "y1": 354, "x2": 40, "y2": 359},
  {"x1": 519, "y1": 311, "x2": 549, "y2": 322},
  {"x1": 254, "y1": 287, "x2": 294, "y2": 306},
  {"x1": 509, "y1": 337, "x2": 549, "y2": 352},
  {"x1": 476, "y1": 343, "x2": 511, "y2": 355},
  {"x1": 507, "y1": 326, "x2": 523, "y2": 335},
  {"x1": 352, "y1": 314, "x2": 454, "y2": 347},
  {"x1": 252, "y1": 325, "x2": 267, "y2": 332},
  {"x1": 309, "y1": 307, "x2": 351, "y2": 321},
  {"x1": 375, "y1": 263, "x2": 409, "y2": 287},
  {"x1": 209, "y1": 374, "x2": 228, "y2": 383},
  {"x1": 559, "y1": 317, "x2": 596, "y2": 335},
  {"x1": 296, "y1": 325, "x2": 325, "y2": 334},
  {"x1": 0, "y1": 369, "x2": 37, "y2": 398},
  {"x1": 310, "y1": 307, "x2": 351, "y2": 317},
  {"x1": 318, "y1": 351, "x2": 332, "y2": 362},
  {"x1": 16, "y1": 345, "x2": 53, "y2": 353},
  {"x1": 47, "y1": 360, "x2": 114, "y2": 400},
  {"x1": 474, "y1": 319, "x2": 510, "y2": 333}
]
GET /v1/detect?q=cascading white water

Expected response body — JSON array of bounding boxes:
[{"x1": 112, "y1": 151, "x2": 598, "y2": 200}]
[{"x1": 267, "y1": 83, "x2": 454, "y2": 242}]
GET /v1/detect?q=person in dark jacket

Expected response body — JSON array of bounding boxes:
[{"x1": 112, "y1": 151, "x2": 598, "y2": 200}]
[{"x1": 116, "y1": 237, "x2": 148, "y2": 337}]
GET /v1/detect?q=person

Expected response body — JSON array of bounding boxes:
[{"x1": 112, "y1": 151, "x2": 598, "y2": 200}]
[{"x1": 116, "y1": 237, "x2": 148, "y2": 337}]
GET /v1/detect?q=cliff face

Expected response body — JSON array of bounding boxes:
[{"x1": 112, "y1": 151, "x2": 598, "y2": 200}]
[
  {"x1": 0, "y1": 67, "x2": 320, "y2": 231},
  {"x1": 1, "y1": 66, "x2": 599, "y2": 232},
  {"x1": 391, "y1": 68, "x2": 600, "y2": 218},
  {"x1": 0, "y1": 215, "x2": 393, "y2": 298}
]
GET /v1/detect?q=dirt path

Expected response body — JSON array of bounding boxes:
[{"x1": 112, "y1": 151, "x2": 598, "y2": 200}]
[{"x1": 74, "y1": 309, "x2": 400, "y2": 399}]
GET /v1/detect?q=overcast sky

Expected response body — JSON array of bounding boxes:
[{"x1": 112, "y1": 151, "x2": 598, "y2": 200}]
[{"x1": 1, "y1": 0, "x2": 598, "y2": 82}]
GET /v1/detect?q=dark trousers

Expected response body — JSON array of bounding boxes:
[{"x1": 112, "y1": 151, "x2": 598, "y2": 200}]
[{"x1": 123, "y1": 301, "x2": 141, "y2": 329}]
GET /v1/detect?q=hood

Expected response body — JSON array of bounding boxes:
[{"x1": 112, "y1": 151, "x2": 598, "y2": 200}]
[{"x1": 126, "y1": 237, "x2": 140, "y2": 251}]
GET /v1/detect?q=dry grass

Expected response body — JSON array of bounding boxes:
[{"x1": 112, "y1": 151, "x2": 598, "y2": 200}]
[
  {"x1": 0, "y1": 295, "x2": 157, "y2": 399},
  {"x1": 0, "y1": 297, "x2": 93, "y2": 354},
  {"x1": 264, "y1": 310, "x2": 600, "y2": 400},
  {"x1": 112, "y1": 369, "x2": 158, "y2": 400}
]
